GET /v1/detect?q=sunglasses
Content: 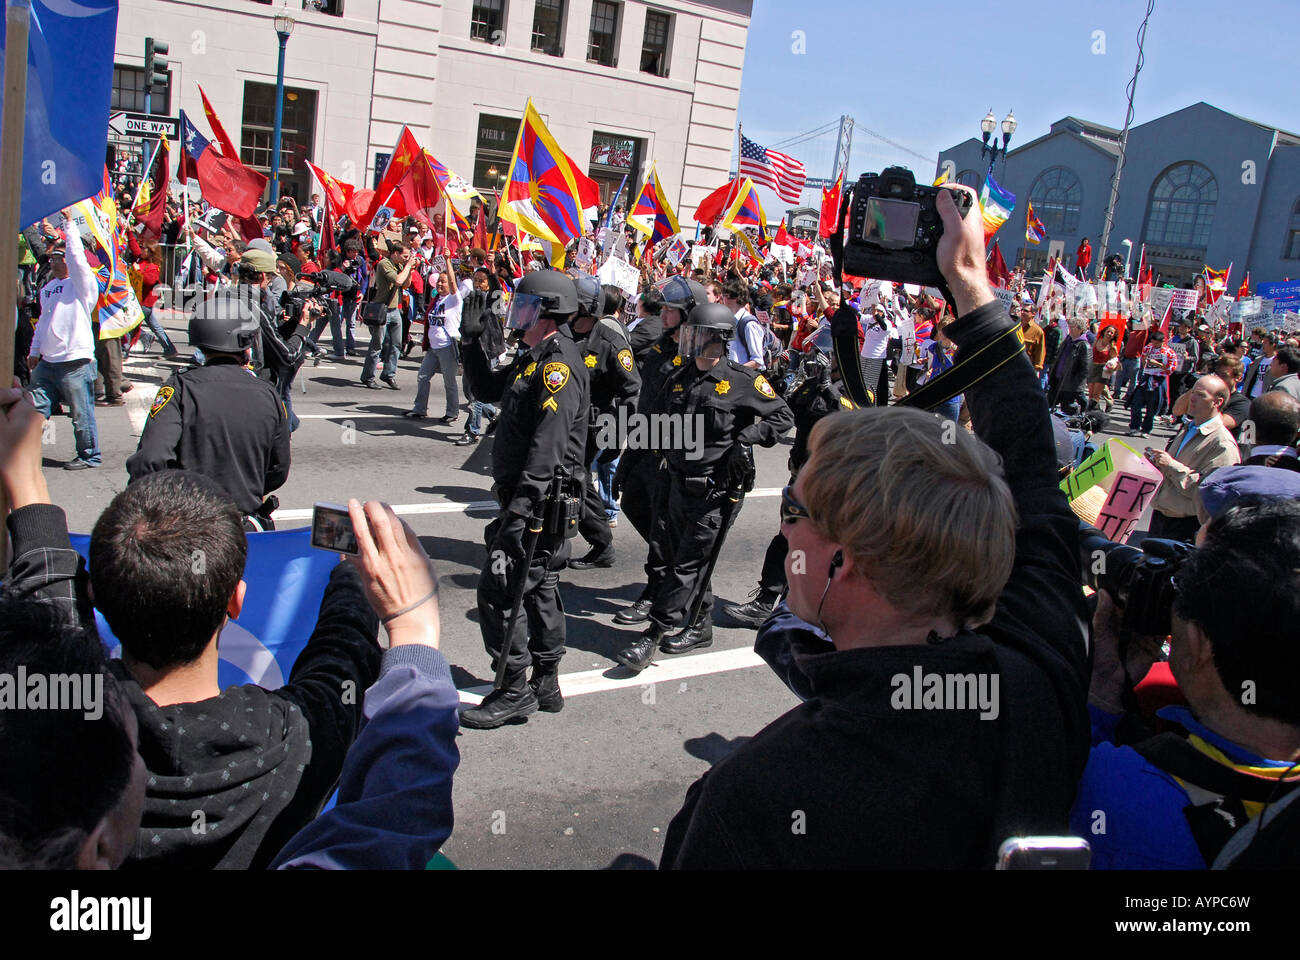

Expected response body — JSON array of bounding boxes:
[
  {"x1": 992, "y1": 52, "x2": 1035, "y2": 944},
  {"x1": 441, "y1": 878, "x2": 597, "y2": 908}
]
[{"x1": 780, "y1": 485, "x2": 811, "y2": 525}]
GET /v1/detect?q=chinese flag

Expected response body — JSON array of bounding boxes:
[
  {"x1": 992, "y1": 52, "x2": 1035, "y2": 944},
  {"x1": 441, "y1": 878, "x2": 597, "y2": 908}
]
[
  {"x1": 773, "y1": 222, "x2": 792, "y2": 247},
  {"x1": 1237, "y1": 272, "x2": 1250, "y2": 299},
  {"x1": 818, "y1": 172, "x2": 843, "y2": 238}
]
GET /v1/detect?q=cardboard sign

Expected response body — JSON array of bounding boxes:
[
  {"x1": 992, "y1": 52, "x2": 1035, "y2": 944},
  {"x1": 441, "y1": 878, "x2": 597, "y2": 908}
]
[
  {"x1": 429, "y1": 255, "x2": 447, "y2": 274},
  {"x1": 1169, "y1": 288, "x2": 1200, "y2": 312},
  {"x1": 598, "y1": 256, "x2": 640, "y2": 297},
  {"x1": 575, "y1": 237, "x2": 596, "y2": 268},
  {"x1": 1094, "y1": 470, "x2": 1162, "y2": 542},
  {"x1": 1061, "y1": 438, "x2": 1164, "y2": 543},
  {"x1": 993, "y1": 287, "x2": 1017, "y2": 312}
]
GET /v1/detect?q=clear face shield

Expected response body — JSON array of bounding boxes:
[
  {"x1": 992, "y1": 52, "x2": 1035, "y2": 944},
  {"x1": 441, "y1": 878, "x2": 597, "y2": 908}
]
[
  {"x1": 658, "y1": 277, "x2": 696, "y2": 314},
  {"x1": 505, "y1": 293, "x2": 547, "y2": 332},
  {"x1": 678, "y1": 325, "x2": 728, "y2": 359}
]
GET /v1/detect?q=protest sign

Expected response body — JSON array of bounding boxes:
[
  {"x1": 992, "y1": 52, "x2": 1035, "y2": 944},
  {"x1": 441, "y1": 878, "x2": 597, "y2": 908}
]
[
  {"x1": 598, "y1": 255, "x2": 640, "y2": 297},
  {"x1": 1061, "y1": 438, "x2": 1163, "y2": 543},
  {"x1": 691, "y1": 244, "x2": 716, "y2": 268},
  {"x1": 575, "y1": 237, "x2": 596, "y2": 268},
  {"x1": 1169, "y1": 288, "x2": 1200, "y2": 312},
  {"x1": 1256, "y1": 280, "x2": 1300, "y2": 309}
]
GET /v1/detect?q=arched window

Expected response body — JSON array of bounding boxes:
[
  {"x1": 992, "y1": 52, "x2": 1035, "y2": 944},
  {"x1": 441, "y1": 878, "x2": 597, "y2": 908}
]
[
  {"x1": 957, "y1": 169, "x2": 980, "y2": 190},
  {"x1": 1285, "y1": 196, "x2": 1300, "y2": 260},
  {"x1": 1028, "y1": 166, "x2": 1082, "y2": 235},
  {"x1": 1144, "y1": 162, "x2": 1217, "y2": 248}
]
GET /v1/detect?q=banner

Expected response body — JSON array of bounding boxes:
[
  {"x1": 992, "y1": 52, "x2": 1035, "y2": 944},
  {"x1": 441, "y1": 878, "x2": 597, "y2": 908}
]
[{"x1": 1255, "y1": 280, "x2": 1300, "y2": 309}]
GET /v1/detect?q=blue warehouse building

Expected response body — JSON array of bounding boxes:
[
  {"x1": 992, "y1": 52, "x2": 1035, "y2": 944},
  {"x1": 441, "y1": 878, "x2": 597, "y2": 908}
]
[{"x1": 934, "y1": 102, "x2": 1300, "y2": 289}]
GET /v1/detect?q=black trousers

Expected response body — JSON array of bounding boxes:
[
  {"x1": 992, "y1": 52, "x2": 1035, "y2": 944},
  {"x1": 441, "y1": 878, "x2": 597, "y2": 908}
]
[
  {"x1": 860, "y1": 358, "x2": 890, "y2": 406},
  {"x1": 759, "y1": 529, "x2": 788, "y2": 593},
  {"x1": 577, "y1": 435, "x2": 613, "y2": 552},
  {"x1": 617, "y1": 450, "x2": 671, "y2": 603},
  {"x1": 477, "y1": 513, "x2": 571, "y2": 686},
  {"x1": 649, "y1": 471, "x2": 742, "y2": 630}
]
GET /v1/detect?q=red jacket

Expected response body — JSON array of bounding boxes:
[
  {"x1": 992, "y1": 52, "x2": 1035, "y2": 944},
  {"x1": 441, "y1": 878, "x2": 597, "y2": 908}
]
[{"x1": 1076, "y1": 241, "x2": 1092, "y2": 270}]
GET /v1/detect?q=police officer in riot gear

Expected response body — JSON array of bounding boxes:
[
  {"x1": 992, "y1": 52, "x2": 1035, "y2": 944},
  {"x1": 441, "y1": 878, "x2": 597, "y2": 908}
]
[
  {"x1": 610, "y1": 277, "x2": 707, "y2": 625},
  {"x1": 127, "y1": 291, "x2": 292, "y2": 531},
  {"x1": 569, "y1": 273, "x2": 640, "y2": 570},
  {"x1": 460, "y1": 269, "x2": 590, "y2": 729},
  {"x1": 726, "y1": 325, "x2": 858, "y2": 627},
  {"x1": 614, "y1": 301, "x2": 793, "y2": 673}
]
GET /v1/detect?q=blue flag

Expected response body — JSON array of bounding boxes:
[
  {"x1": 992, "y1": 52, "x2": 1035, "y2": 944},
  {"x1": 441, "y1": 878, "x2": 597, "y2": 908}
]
[
  {"x1": 0, "y1": 0, "x2": 119, "y2": 229},
  {"x1": 69, "y1": 528, "x2": 341, "y2": 690}
]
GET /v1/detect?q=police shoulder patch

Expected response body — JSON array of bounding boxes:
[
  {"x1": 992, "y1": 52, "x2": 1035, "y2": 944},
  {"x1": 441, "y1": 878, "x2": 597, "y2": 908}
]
[
  {"x1": 543, "y1": 362, "x2": 570, "y2": 393},
  {"x1": 150, "y1": 386, "x2": 175, "y2": 418},
  {"x1": 754, "y1": 375, "x2": 776, "y2": 399},
  {"x1": 584, "y1": 353, "x2": 598, "y2": 368},
  {"x1": 617, "y1": 349, "x2": 634, "y2": 372}
]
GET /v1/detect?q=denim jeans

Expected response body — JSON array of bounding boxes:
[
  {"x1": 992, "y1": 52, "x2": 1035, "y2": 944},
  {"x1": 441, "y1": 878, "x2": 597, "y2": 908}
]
[
  {"x1": 1115, "y1": 357, "x2": 1140, "y2": 400},
  {"x1": 592, "y1": 455, "x2": 620, "y2": 519},
  {"x1": 140, "y1": 306, "x2": 178, "y2": 354},
  {"x1": 310, "y1": 300, "x2": 354, "y2": 358},
  {"x1": 29, "y1": 357, "x2": 101, "y2": 465},
  {"x1": 412, "y1": 341, "x2": 460, "y2": 416},
  {"x1": 361, "y1": 309, "x2": 401, "y2": 382},
  {"x1": 1128, "y1": 380, "x2": 1163, "y2": 434}
]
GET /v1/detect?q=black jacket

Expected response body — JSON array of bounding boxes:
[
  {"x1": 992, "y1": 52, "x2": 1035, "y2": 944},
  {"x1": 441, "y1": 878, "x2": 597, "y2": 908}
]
[
  {"x1": 1052, "y1": 335, "x2": 1091, "y2": 397},
  {"x1": 660, "y1": 299, "x2": 1091, "y2": 869},
  {"x1": 627, "y1": 313, "x2": 663, "y2": 363}
]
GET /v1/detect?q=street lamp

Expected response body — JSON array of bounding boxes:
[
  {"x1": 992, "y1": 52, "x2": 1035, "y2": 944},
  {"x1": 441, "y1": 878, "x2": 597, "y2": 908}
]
[
  {"x1": 270, "y1": 4, "x2": 296, "y2": 204},
  {"x1": 980, "y1": 109, "x2": 1017, "y2": 172}
]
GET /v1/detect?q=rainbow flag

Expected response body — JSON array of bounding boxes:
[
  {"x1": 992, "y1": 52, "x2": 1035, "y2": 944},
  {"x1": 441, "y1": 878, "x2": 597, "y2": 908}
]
[
  {"x1": 628, "y1": 162, "x2": 681, "y2": 247},
  {"x1": 66, "y1": 169, "x2": 143, "y2": 339},
  {"x1": 980, "y1": 173, "x2": 1016, "y2": 243},
  {"x1": 499, "y1": 99, "x2": 600, "y2": 265},
  {"x1": 1025, "y1": 201, "x2": 1046, "y2": 245},
  {"x1": 719, "y1": 177, "x2": 768, "y2": 257}
]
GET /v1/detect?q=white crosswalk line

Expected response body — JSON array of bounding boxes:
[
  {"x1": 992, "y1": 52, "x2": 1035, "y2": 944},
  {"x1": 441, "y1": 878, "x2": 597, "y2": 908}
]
[{"x1": 456, "y1": 646, "x2": 766, "y2": 706}]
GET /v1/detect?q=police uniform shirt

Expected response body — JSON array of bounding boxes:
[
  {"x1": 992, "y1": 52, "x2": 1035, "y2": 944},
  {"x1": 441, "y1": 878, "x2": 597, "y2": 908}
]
[
  {"x1": 465, "y1": 329, "x2": 590, "y2": 519},
  {"x1": 126, "y1": 358, "x2": 292, "y2": 515},
  {"x1": 637, "y1": 333, "x2": 686, "y2": 415},
  {"x1": 788, "y1": 377, "x2": 857, "y2": 472},
  {"x1": 661, "y1": 359, "x2": 794, "y2": 473},
  {"x1": 582, "y1": 318, "x2": 640, "y2": 413}
]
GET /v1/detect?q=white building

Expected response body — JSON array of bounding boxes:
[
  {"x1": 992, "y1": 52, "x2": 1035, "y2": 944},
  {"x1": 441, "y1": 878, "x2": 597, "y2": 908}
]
[{"x1": 111, "y1": 0, "x2": 751, "y2": 217}]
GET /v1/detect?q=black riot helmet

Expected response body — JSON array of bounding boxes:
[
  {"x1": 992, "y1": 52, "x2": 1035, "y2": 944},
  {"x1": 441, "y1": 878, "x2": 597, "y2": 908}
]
[
  {"x1": 571, "y1": 272, "x2": 602, "y2": 319},
  {"x1": 678, "y1": 302, "x2": 736, "y2": 359},
  {"x1": 657, "y1": 276, "x2": 709, "y2": 331},
  {"x1": 506, "y1": 269, "x2": 580, "y2": 331},
  {"x1": 188, "y1": 291, "x2": 261, "y2": 355}
]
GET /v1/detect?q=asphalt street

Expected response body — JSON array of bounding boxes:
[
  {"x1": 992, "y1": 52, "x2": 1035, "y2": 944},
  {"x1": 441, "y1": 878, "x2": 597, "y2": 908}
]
[{"x1": 38, "y1": 313, "x2": 1170, "y2": 869}]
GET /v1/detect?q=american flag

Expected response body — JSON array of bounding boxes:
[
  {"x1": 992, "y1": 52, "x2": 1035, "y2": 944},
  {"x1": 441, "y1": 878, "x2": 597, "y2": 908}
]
[{"x1": 738, "y1": 134, "x2": 807, "y2": 204}]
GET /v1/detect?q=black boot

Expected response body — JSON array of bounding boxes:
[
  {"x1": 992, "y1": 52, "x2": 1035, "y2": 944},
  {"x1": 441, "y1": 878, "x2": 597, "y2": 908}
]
[
  {"x1": 661, "y1": 619, "x2": 713, "y2": 655},
  {"x1": 569, "y1": 546, "x2": 615, "y2": 570},
  {"x1": 614, "y1": 624, "x2": 664, "y2": 674},
  {"x1": 613, "y1": 597, "x2": 653, "y2": 625},
  {"x1": 723, "y1": 588, "x2": 780, "y2": 629},
  {"x1": 460, "y1": 671, "x2": 538, "y2": 729},
  {"x1": 530, "y1": 663, "x2": 564, "y2": 713}
]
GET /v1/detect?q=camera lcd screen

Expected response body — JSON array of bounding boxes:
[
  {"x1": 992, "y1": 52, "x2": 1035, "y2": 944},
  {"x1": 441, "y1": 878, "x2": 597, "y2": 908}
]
[
  {"x1": 311, "y1": 502, "x2": 359, "y2": 555},
  {"x1": 861, "y1": 197, "x2": 920, "y2": 249}
]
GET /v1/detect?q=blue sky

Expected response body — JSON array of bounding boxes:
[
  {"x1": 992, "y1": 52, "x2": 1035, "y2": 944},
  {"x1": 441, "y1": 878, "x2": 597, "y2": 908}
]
[{"x1": 734, "y1": 0, "x2": 1298, "y2": 211}]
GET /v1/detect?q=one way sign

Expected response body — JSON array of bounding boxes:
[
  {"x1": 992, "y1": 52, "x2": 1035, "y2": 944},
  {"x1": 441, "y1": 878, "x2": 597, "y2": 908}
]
[{"x1": 108, "y1": 112, "x2": 180, "y2": 140}]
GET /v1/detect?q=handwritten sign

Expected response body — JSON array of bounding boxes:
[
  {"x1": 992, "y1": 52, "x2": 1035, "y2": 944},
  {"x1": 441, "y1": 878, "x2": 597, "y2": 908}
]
[
  {"x1": 598, "y1": 256, "x2": 640, "y2": 297},
  {"x1": 1061, "y1": 443, "x2": 1115, "y2": 501},
  {"x1": 575, "y1": 237, "x2": 596, "y2": 268},
  {"x1": 1095, "y1": 470, "x2": 1161, "y2": 542}
]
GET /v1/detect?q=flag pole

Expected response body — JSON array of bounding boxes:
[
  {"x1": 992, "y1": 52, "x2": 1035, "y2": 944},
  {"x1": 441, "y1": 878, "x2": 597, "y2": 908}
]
[
  {"x1": 1, "y1": 0, "x2": 34, "y2": 414},
  {"x1": 719, "y1": 123, "x2": 742, "y2": 237},
  {"x1": 130, "y1": 136, "x2": 164, "y2": 220}
]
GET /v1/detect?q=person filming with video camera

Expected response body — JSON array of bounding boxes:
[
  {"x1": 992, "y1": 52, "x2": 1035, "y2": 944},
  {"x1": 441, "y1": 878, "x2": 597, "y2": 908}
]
[{"x1": 660, "y1": 173, "x2": 1091, "y2": 869}]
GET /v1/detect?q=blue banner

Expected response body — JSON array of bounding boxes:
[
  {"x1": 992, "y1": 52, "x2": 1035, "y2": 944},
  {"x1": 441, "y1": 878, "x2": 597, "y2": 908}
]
[
  {"x1": 1256, "y1": 280, "x2": 1300, "y2": 308},
  {"x1": 69, "y1": 528, "x2": 340, "y2": 690},
  {"x1": 0, "y1": 0, "x2": 119, "y2": 229}
]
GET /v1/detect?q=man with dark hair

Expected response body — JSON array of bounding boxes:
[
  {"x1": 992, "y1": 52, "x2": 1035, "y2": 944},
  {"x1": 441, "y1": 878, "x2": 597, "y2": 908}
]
[
  {"x1": 1241, "y1": 332, "x2": 1278, "y2": 398},
  {"x1": 1243, "y1": 390, "x2": 1300, "y2": 472},
  {"x1": 0, "y1": 384, "x2": 146, "y2": 869},
  {"x1": 1267, "y1": 345, "x2": 1300, "y2": 403},
  {"x1": 1072, "y1": 500, "x2": 1300, "y2": 868},
  {"x1": 361, "y1": 240, "x2": 414, "y2": 390},
  {"x1": 88, "y1": 470, "x2": 382, "y2": 869},
  {"x1": 627, "y1": 285, "x2": 663, "y2": 361},
  {"x1": 722, "y1": 278, "x2": 764, "y2": 369}
]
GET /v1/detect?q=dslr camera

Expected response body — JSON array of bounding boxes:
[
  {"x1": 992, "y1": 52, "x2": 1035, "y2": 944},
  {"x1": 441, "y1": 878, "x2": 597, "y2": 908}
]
[
  {"x1": 1079, "y1": 523, "x2": 1193, "y2": 636},
  {"x1": 835, "y1": 166, "x2": 973, "y2": 290}
]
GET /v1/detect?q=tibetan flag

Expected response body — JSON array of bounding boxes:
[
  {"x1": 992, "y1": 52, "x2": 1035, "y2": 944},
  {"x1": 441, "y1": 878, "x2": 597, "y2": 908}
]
[
  {"x1": 1203, "y1": 263, "x2": 1232, "y2": 305},
  {"x1": 719, "y1": 178, "x2": 768, "y2": 257},
  {"x1": 132, "y1": 136, "x2": 171, "y2": 240},
  {"x1": 70, "y1": 529, "x2": 340, "y2": 691},
  {"x1": 3, "y1": 0, "x2": 119, "y2": 229},
  {"x1": 499, "y1": 99, "x2": 600, "y2": 265},
  {"x1": 304, "y1": 160, "x2": 355, "y2": 223},
  {"x1": 694, "y1": 180, "x2": 742, "y2": 226},
  {"x1": 818, "y1": 172, "x2": 843, "y2": 238},
  {"x1": 65, "y1": 169, "x2": 143, "y2": 339},
  {"x1": 178, "y1": 109, "x2": 267, "y2": 218},
  {"x1": 979, "y1": 173, "x2": 1015, "y2": 243},
  {"x1": 627, "y1": 162, "x2": 681, "y2": 247},
  {"x1": 1025, "y1": 201, "x2": 1046, "y2": 245},
  {"x1": 424, "y1": 150, "x2": 483, "y2": 224}
]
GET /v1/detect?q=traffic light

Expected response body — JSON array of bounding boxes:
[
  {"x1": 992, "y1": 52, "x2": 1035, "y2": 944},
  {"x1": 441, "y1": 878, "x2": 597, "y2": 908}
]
[{"x1": 144, "y1": 37, "x2": 169, "y2": 114}]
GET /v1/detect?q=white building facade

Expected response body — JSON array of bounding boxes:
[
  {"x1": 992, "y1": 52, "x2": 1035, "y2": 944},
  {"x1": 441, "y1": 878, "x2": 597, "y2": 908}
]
[{"x1": 112, "y1": 0, "x2": 751, "y2": 217}]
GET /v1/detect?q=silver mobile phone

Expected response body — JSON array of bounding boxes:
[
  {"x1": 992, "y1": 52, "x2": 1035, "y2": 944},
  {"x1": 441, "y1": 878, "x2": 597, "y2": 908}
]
[
  {"x1": 996, "y1": 836, "x2": 1091, "y2": 870},
  {"x1": 310, "y1": 502, "x2": 359, "y2": 556}
]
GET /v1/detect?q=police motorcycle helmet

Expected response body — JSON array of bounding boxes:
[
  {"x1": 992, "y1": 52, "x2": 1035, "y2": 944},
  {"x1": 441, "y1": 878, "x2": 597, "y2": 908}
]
[
  {"x1": 188, "y1": 291, "x2": 261, "y2": 355},
  {"x1": 656, "y1": 277, "x2": 709, "y2": 330},
  {"x1": 505, "y1": 269, "x2": 580, "y2": 332},
  {"x1": 678, "y1": 302, "x2": 737, "y2": 359}
]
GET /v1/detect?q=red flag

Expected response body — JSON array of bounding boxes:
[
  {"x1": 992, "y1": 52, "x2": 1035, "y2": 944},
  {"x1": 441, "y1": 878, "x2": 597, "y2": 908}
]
[
  {"x1": 132, "y1": 137, "x2": 170, "y2": 240},
  {"x1": 304, "y1": 160, "x2": 355, "y2": 223},
  {"x1": 986, "y1": 241, "x2": 1011, "y2": 287},
  {"x1": 1158, "y1": 295, "x2": 1174, "y2": 338},
  {"x1": 773, "y1": 222, "x2": 792, "y2": 247},
  {"x1": 198, "y1": 86, "x2": 242, "y2": 164},
  {"x1": 347, "y1": 188, "x2": 374, "y2": 227},
  {"x1": 232, "y1": 214, "x2": 264, "y2": 243},
  {"x1": 1237, "y1": 272, "x2": 1250, "y2": 299},
  {"x1": 818, "y1": 172, "x2": 843, "y2": 238},
  {"x1": 319, "y1": 202, "x2": 336, "y2": 255},
  {"x1": 178, "y1": 109, "x2": 266, "y2": 219},
  {"x1": 394, "y1": 152, "x2": 445, "y2": 233},
  {"x1": 473, "y1": 202, "x2": 488, "y2": 250},
  {"x1": 362, "y1": 127, "x2": 423, "y2": 232},
  {"x1": 694, "y1": 180, "x2": 743, "y2": 226}
]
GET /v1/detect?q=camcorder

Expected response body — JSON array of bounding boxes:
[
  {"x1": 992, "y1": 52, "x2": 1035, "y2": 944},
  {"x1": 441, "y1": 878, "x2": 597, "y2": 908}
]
[
  {"x1": 830, "y1": 166, "x2": 973, "y2": 299},
  {"x1": 280, "y1": 269, "x2": 357, "y2": 325},
  {"x1": 1078, "y1": 523, "x2": 1193, "y2": 636}
]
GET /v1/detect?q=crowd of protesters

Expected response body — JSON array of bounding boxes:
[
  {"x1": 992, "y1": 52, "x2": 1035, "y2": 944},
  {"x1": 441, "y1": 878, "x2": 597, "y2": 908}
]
[{"x1": 5, "y1": 173, "x2": 1300, "y2": 871}]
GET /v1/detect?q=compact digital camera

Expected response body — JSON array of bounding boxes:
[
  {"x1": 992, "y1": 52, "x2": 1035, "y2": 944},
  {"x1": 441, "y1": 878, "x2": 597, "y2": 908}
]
[{"x1": 838, "y1": 166, "x2": 973, "y2": 289}]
